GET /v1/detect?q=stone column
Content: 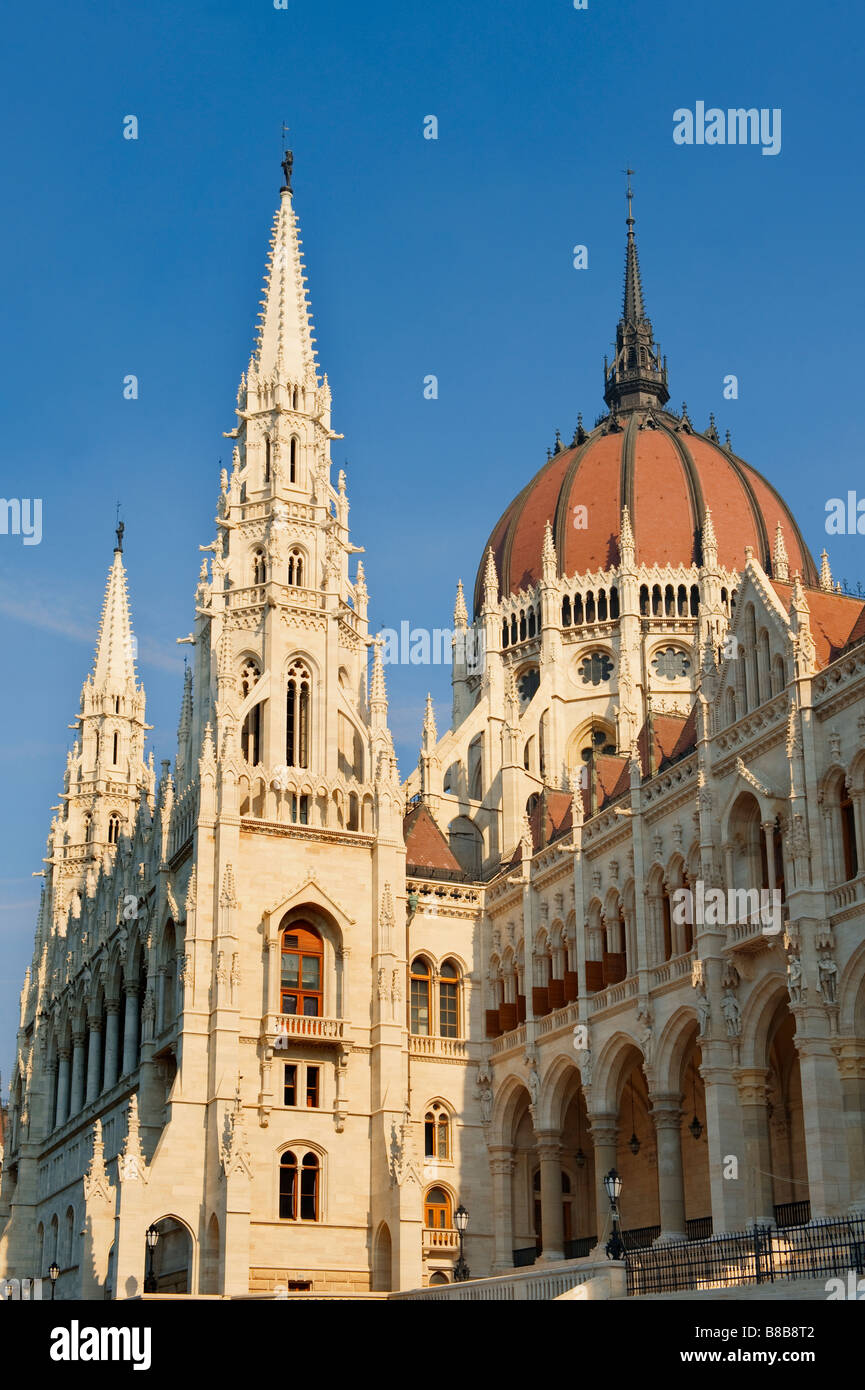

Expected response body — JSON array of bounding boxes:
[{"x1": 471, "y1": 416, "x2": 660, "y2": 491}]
[
  {"x1": 70, "y1": 1030, "x2": 86, "y2": 1115},
  {"x1": 835, "y1": 1040, "x2": 865, "y2": 1213},
  {"x1": 762, "y1": 820, "x2": 777, "y2": 891},
  {"x1": 488, "y1": 1147, "x2": 516, "y2": 1272},
  {"x1": 86, "y1": 1018, "x2": 103, "y2": 1104},
  {"x1": 796, "y1": 1036, "x2": 846, "y2": 1217},
  {"x1": 103, "y1": 1002, "x2": 121, "y2": 1092},
  {"x1": 536, "y1": 1131, "x2": 565, "y2": 1261},
  {"x1": 650, "y1": 1093, "x2": 687, "y2": 1243},
  {"x1": 701, "y1": 1060, "x2": 747, "y2": 1232},
  {"x1": 588, "y1": 1112, "x2": 618, "y2": 1249},
  {"x1": 734, "y1": 1067, "x2": 775, "y2": 1225},
  {"x1": 122, "y1": 986, "x2": 139, "y2": 1076},
  {"x1": 55, "y1": 1048, "x2": 71, "y2": 1129}
]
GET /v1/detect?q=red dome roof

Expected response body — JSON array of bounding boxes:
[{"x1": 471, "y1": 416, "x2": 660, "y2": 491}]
[{"x1": 473, "y1": 412, "x2": 818, "y2": 613}]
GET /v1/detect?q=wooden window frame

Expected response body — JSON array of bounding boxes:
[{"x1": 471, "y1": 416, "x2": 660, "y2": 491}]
[
  {"x1": 410, "y1": 958, "x2": 431, "y2": 1036},
  {"x1": 280, "y1": 923, "x2": 324, "y2": 1018}
]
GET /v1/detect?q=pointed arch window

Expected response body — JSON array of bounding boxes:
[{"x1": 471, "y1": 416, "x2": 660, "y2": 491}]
[
  {"x1": 289, "y1": 437, "x2": 298, "y2": 483},
  {"x1": 410, "y1": 958, "x2": 431, "y2": 1035},
  {"x1": 281, "y1": 923, "x2": 323, "y2": 1017},
  {"x1": 264, "y1": 438, "x2": 271, "y2": 483},
  {"x1": 285, "y1": 661, "x2": 310, "y2": 768},
  {"x1": 287, "y1": 549, "x2": 304, "y2": 587},
  {"x1": 112, "y1": 731, "x2": 120, "y2": 764},
  {"x1": 240, "y1": 659, "x2": 262, "y2": 764},
  {"x1": 84, "y1": 814, "x2": 93, "y2": 845},
  {"x1": 253, "y1": 549, "x2": 267, "y2": 586},
  {"x1": 107, "y1": 814, "x2": 121, "y2": 846},
  {"x1": 424, "y1": 1104, "x2": 451, "y2": 1160},
  {"x1": 281, "y1": 1150, "x2": 319, "y2": 1221}
]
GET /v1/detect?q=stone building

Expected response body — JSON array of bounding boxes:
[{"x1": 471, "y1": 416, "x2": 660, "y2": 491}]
[{"x1": 1, "y1": 159, "x2": 864, "y2": 1297}]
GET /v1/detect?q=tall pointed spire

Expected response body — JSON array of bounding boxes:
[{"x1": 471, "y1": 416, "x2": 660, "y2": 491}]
[
  {"x1": 603, "y1": 172, "x2": 669, "y2": 414},
  {"x1": 90, "y1": 531, "x2": 137, "y2": 691},
  {"x1": 251, "y1": 145, "x2": 318, "y2": 386}
]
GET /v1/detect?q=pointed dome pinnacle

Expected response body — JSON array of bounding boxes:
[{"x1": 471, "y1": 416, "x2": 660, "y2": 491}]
[
  {"x1": 541, "y1": 519, "x2": 557, "y2": 578},
  {"x1": 423, "y1": 692, "x2": 437, "y2": 748},
  {"x1": 620, "y1": 503, "x2": 635, "y2": 564},
  {"x1": 820, "y1": 548, "x2": 833, "y2": 592},
  {"x1": 370, "y1": 636, "x2": 387, "y2": 707},
  {"x1": 773, "y1": 521, "x2": 790, "y2": 581},
  {"x1": 454, "y1": 578, "x2": 468, "y2": 630},
  {"x1": 483, "y1": 547, "x2": 499, "y2": 605}
]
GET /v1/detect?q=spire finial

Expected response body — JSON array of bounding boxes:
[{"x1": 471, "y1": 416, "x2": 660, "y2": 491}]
[
  {"x1": 115, "y1": 503, "x2": 124, "y2": 553},
  {"x1": 603, "y1": 175, "x2": 669, "y2": 414},
  {"x1": 280, "y1": 124, "x2": 293, "y2": 192}
]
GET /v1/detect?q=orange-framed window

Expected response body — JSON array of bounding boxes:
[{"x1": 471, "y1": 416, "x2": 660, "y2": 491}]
[
  {"x1": 306, "y1": 1066, "x2": 320, "y2": 1108},
  {"x1": 281, "y1": 923, "x2": 323, "y2": 1017},
  {"x1": 424, "y1": 1186, "x2": 452, "y2": 1230},
  {"x1": 439, "y1": 960, "x2": 460, "y2": 1038},
  {"x1": 279, "y1": 1150, "x2": 320, "y2": 1221},
  {"x1": 410, "y1": 958, "x2": 431, "y2": 1035}
]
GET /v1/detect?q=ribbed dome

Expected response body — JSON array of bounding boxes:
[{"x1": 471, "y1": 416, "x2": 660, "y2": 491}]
[
  {"x1": 474, "y1": 180, "x2": 818, "y2": 614},
  {"x1": 473, "y1": 411, "x2": 818, "y2": 613}
]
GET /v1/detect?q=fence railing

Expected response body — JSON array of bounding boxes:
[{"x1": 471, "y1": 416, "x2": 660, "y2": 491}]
[{"x1": 626, "y1": 1215, "x2": 865, "y2": 1296}]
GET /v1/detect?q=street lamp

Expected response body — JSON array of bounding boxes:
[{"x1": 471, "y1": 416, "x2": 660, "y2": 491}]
[
  {"x1": 454, "y1": 1203, "x2": 470, "y2": 1282},
  {"x1": 144, "y1": 1224, "x2": 160, "y2": 1294},
  {"x1": 603, "y1": 1168, "x2": 625, "y2": 1262},
  {"x1": 48, "y1": 1262, "x2": 60, "y2": 1301}
]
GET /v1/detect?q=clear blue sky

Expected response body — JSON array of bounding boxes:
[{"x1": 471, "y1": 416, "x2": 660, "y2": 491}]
[{"x1": 1, "y1": 0, "x2": 863, "y2": 1082}]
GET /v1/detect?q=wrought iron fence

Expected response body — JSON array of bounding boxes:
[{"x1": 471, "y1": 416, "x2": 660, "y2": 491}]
[{"x1": 626, "y1": 1215, "x2": 865, "y2": 1296}]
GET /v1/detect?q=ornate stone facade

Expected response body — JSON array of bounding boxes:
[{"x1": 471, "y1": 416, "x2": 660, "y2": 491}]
[{"x1": 2, "y1": 163, "x2": 864, "y2": 1298}]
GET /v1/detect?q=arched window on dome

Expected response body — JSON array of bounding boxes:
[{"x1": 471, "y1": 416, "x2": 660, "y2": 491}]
[
  {"x1": 561, "y1": 596, "x2": 571, "y2": 627},
  {"x1": 573, "y1": 593, "x2": 584, "y2": 624},
  {"x1": 677, "y1": 584, "x2": 688, "y2": 616},
  {"x1": 585, "y1": 591, "x2": 595, "y2": 623},
  {"x1": 597, "y1": 589, "x2": 608, "y2": 621},
  {"x1": 690, "y1": 585, "x2": 700, "y2": 617},
  {"x1": 664, "y1": 585, "x2": 675, "y2": 617},
  {"x1": 639, "y1": 584, "x2": 649, "y2": 616},
  {"x1": 610, "y1": 586, "x2": 620, "y2": 619},
  {"x1": 502, "y1": 618, "x2": 510, "y2": 647},
  {"x1": 510, "y1": 614, "x2": 518, "y2": 645},
  {"x1": 528, "y1": 609, "x2": 536, "y2": 638},
  {"x1": 519, "y1": 610, "x2": 527, "y2": 641},
  {"x1": 652, "y1": 585, "x2": 662, "y2": 617}
]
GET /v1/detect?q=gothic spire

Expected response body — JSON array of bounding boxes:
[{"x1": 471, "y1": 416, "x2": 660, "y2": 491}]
[
  {"x1": 603, "y1": 173, "x2": 669, "y2": 415},
  {"x1": 250, "y1": 148, "x2": 318, "y2": 385},
  {"x1": 773, "y1": 522, "x2": 790, "y2": 582},
  {"x1": 89, "y1": 535, "x2": 138, "y2": 693}
]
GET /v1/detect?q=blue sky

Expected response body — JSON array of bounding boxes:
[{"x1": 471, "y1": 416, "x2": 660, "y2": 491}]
[{"x1": 1, "y1": 0, "x2": 863, "y2": 1081}]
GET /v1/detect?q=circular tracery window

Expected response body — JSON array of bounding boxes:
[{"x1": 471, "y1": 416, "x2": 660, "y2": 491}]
[
  {"x1": 651, "y1": 647, "x2": 691, "y2": 680},
  {"x1": 578, "y1": 651, "x2": 614, "y2": 686}
]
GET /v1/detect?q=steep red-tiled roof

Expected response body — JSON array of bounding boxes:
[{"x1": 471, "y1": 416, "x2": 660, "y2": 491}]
[
  {"x1": 403, "y1": 803, "x2": 463, "y2": 874},
  {"x1": 770, "y1": 582, "x2": 865, "y2": 668}
]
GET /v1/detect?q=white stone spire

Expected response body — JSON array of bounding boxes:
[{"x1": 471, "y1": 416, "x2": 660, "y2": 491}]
[
  {"x1": 90, "y1": 531, "x2": 137, "y2": 692},
  {"x1": 454, "y1": 579, "x2": 468, "y2": 630},
  {"x1": 252, "y1": 177, "x2": 318, "y2": 386}
]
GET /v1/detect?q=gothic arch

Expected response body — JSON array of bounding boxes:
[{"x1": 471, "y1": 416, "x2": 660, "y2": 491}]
[
  {"x1": 489, "y1": 1074, "x2": 533, "y2": 1149},
  {"x1": 535, "y1": 1053, "x2": 583, "y2": 1133},
  {"x1": 654, "y1": 1005, "x2": 700, "y2": 1096},
  {"x1": 591, "y1": 1030, "x2": 645, "y2": 1114},
  {"x1": 738, "y1": 971, "x2": 792, "y2": 1069},
  {"x1": 838, "y1": 937, "x2": 865, "y2": 1034}
]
